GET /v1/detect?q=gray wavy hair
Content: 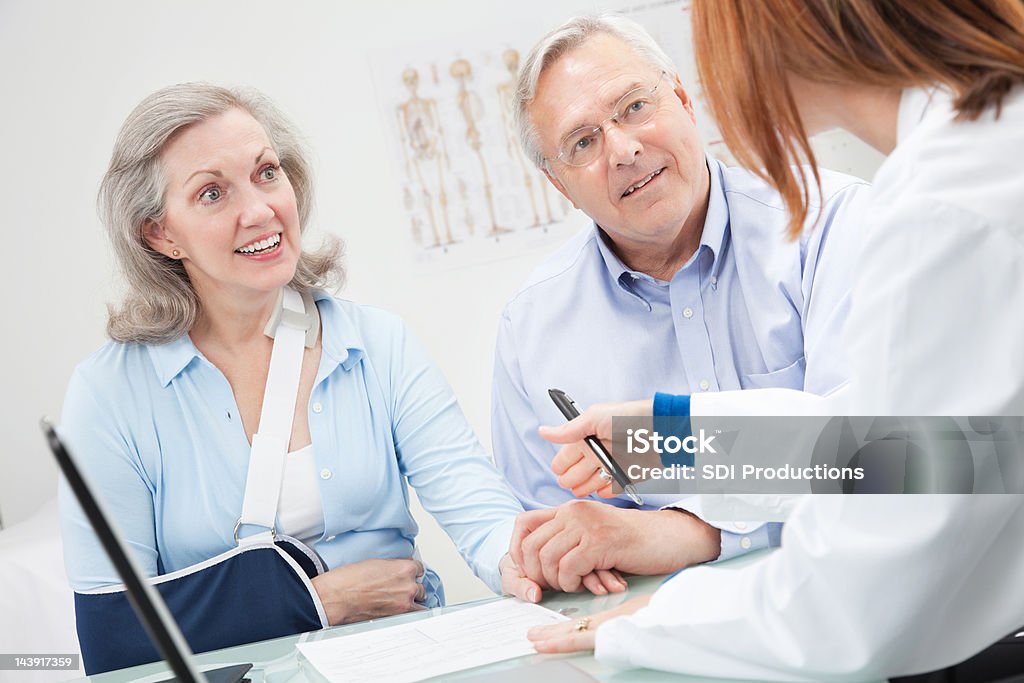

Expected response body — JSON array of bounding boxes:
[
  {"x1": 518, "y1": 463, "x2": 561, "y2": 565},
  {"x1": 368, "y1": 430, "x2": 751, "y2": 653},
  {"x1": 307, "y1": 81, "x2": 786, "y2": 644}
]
[
  {"x1": 99, "y1": 82, "x2": 344, "y2": 344},
  {"x1": 514, "y1": 14, "x2": 679, "y2": 169}
]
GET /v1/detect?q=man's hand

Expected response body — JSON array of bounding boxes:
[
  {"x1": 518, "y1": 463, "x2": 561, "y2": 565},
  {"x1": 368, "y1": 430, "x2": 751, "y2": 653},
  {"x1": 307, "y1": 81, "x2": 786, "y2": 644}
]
[
  {"x1": 511, "y1": 501, "x2": 721, "y2": 593},
  {"x1": 510, "y1": 510, "x2": 627, "y2": 597}
]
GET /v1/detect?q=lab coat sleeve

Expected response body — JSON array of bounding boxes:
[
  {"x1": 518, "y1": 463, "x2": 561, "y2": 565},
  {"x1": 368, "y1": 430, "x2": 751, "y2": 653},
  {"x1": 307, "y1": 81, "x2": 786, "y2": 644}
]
[
  {"x1": 386, "y1": 317, "x2": 524, "y2": 593},
  {"x1": 845, "y1": 199, "x2": 1024, "y2": 415},
  {"x1": 596, "y1": 494, "x2": 1024, "y2": 681},
  {"x1": 681, "y1": 387, "x2": 845, "y2": 524}
]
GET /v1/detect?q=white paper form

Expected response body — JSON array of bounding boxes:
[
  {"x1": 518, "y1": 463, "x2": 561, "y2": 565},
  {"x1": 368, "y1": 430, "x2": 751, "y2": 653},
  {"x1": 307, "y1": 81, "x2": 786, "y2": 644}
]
[{"x1": 296, "y1": 599, "x2": 568, "y2": 683}]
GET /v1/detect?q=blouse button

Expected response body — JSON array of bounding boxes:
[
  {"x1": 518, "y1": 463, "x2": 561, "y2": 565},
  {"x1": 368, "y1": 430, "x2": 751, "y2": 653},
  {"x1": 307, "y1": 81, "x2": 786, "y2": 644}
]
[
  {"x1": 320, "y1": 468, "x2": 332, "y2": 480},
  {"x1": 312, "y1": 402, "x2": 323, "y2": 414}
]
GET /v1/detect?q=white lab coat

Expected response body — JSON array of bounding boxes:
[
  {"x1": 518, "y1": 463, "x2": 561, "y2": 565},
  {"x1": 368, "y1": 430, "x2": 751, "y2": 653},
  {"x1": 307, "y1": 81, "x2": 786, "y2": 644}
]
[{"x1": 596, "y1": 88, "x2": 1024, "y2": 680}]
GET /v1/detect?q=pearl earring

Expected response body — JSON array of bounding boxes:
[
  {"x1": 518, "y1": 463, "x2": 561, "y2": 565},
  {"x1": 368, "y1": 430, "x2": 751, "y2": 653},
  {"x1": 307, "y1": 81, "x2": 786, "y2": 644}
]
[{"x1": 172, "y1": 249, "x2": 181, "y2": 258}]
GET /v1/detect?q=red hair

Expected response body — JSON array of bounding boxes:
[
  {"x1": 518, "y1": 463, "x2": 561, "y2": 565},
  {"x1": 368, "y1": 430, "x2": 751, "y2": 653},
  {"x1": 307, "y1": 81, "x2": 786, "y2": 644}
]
[{"x1": 692, "y1": 0, "x2": 1024, "y2": 237}]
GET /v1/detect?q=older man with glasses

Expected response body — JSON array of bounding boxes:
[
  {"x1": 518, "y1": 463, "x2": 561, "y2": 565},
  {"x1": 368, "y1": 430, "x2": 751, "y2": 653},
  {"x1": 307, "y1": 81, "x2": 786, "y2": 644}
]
[{"x1": 493, "y1": 14, "x2": 870, "y2": 594}]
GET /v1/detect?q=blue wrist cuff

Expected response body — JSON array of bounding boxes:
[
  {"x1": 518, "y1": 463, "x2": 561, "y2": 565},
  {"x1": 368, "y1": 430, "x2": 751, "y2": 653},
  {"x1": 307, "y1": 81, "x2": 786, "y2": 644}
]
[
  {"x1": 653, "y1": 393, "x2": 693, "y2": 466},
  {"x1": 653, "y1": 392, "x2": 690, "y2": 421}
]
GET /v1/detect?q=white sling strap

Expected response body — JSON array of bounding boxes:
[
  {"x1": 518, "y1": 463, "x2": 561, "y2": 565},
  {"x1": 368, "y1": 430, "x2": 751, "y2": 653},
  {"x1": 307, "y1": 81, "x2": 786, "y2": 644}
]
[{"x1": 236, "y1": 287, "x2": 318, "y2": 545}]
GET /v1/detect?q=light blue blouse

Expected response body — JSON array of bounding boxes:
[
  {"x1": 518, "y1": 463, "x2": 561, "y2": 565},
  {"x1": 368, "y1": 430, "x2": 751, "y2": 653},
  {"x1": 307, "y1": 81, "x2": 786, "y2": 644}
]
[{"x1": 59, "y1": 292, "x2": 522, "y2": 602}]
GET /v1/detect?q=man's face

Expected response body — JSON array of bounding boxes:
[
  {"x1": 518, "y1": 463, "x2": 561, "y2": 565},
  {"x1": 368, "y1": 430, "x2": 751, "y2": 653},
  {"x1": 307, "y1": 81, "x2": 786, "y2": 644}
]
[{"x1": 529, "y1": 34, "x2": 709, "y2": 252}]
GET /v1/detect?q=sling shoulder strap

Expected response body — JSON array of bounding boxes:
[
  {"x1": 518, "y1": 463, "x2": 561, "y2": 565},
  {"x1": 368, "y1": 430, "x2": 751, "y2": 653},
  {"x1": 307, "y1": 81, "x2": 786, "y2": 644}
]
[{"x1": 236, "y1": 287, "x2": 318, "y2": 545}]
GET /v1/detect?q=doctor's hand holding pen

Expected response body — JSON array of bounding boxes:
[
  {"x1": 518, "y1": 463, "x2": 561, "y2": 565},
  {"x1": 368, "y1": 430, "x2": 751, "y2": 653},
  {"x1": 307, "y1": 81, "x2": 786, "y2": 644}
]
[{"x1": 539, "y1": 399, "x2": 654, "y2": 499}]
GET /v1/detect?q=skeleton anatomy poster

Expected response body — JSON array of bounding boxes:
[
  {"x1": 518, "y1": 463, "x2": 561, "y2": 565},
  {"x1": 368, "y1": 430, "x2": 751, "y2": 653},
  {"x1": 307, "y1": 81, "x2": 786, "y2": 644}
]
[{"x1": 371, "y1": 0, "x2": 878, "y2": 267}]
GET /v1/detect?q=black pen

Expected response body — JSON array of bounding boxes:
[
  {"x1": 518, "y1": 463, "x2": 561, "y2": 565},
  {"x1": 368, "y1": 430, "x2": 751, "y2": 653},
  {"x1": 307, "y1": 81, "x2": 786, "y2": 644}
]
[{"x1": 548, "y1": 388, "x2": 644, "y2": 506}]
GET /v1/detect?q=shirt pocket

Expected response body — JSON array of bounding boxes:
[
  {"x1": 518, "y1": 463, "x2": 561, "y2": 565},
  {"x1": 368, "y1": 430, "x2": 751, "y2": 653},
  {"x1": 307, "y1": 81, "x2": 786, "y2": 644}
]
[{"x1": 742, "y1": 355, "x2": 806, "y2": 390}]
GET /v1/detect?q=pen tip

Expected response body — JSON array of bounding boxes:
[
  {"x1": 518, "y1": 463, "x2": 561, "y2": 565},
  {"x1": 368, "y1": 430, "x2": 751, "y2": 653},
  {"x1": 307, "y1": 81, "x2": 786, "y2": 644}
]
[{"x1": 625, "y1": 485, "x2": 644, "y2": 506}]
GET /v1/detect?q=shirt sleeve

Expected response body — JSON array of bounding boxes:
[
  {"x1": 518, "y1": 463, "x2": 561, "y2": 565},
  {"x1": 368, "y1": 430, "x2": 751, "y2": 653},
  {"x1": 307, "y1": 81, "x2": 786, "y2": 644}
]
[
  {"x1": 596, "y1": 495, "x2": 1024, "y2": 680},
  {"x1": 797, "y1": 180, "x2": 869, "y2": 396},
  {"x1": 490, "y1": 306, "x2": 577, "y2": 509},
  {"x1": 387, "y1": 318, "x2": 524, "y2": 593},
  {"x1": 58, "y1": 364, "x2": 160, "y2": 591},
  {"x1": 715, "y1": 523, "x2": 782, "y2": 562},
  {"x1": 661, "y1": 498, "x2": 783, "y2": 564}
]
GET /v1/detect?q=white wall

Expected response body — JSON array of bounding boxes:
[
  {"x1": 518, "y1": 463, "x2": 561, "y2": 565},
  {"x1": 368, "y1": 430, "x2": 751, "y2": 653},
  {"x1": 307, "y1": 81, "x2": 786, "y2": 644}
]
[{"x1": 0, "y1": 0, "x2": 882, "y2": 603}]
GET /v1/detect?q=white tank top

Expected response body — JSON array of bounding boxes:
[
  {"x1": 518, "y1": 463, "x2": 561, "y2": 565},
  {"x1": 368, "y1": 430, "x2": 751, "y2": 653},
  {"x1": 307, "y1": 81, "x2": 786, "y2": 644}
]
[{"x1": 276, "y1": 444, "x2": 326, "y2": 543}]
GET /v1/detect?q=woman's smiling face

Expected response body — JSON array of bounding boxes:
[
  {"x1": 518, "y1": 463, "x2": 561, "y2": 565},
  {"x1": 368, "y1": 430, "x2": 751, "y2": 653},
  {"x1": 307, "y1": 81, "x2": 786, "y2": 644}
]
[{"x1": 145, "y1": 107, "x2": 301, "y2": 304}]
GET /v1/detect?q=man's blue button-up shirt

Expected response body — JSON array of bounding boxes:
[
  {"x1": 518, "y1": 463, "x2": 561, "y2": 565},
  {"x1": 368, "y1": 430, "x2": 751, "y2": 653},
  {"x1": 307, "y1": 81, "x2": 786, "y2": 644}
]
[{"x1": 491, "y1": 158, "x2": 868, "y2": 557}]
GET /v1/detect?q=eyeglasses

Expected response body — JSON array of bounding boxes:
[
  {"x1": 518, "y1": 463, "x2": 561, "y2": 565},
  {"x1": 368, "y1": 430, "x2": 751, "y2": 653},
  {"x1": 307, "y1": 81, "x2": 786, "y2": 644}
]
[{"x1": 545, "y1": 71, "x2": 668, "y2": 169}]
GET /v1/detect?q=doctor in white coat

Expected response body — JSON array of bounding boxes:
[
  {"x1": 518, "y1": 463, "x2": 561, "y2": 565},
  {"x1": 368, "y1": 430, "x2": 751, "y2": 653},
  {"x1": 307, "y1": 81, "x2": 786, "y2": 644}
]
[{"x1": 524, "y1": 0, "x2": 1024, "y2": 679}]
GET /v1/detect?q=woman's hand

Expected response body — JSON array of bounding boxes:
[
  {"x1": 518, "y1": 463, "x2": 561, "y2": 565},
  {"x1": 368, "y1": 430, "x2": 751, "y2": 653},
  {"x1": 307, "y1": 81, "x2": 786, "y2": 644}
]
[
  {"x1": 527, "y1": 594, "x2": 652, "y2": 653},
  {"x1": 500, "y1": 553, "x2": 544, "y2": 603},
  {"x1": 311, "y1": 558, "x2": 427, "y2": 625},
  {"x1": 539, "y1": 399, "x2": 654, "y2": 499}
]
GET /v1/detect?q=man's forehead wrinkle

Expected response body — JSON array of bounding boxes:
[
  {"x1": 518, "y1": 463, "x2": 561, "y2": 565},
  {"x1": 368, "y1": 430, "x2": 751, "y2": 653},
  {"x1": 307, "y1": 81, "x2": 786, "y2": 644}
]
[
  {"x1": 538, "y1": 36, "x2": 659, "y2": 135},
  {"x1": 558, "y1": 80, "x2": 647, "y2": 142},
  {"x1": 545, "y1": 72, "x2": 648, "y2": 141}
]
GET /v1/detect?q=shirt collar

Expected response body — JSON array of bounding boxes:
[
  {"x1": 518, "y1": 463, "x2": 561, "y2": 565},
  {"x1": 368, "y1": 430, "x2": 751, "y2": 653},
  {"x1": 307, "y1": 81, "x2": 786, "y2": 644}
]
[
  {"x1": 700, "y1": 156, "x2": 729, "y2": 278},
  {"x1": 150, "y1": 334, "x2": 202, "y2": 388},
  {"x1": 148, "y1": 288, "x2": 365, "y2": 387},
  {"x1": 593, "y1": 225, "x2": 636, "y2": 283},
  {"x1": 312, "y1": 290, "x2": 365, "y2": 377},
  {"x1": 897, "y1": 87, "x2": 953, "y2": 144},
  {"x1": 592, "y1": 155, "x2": 729, "y2": 287}
]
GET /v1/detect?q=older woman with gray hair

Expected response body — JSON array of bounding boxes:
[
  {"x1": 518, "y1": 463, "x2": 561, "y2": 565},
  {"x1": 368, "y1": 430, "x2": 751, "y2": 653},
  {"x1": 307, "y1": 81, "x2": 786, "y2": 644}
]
[{"x1": 58, "y1": 83, "x2": 540, "y2": 675}]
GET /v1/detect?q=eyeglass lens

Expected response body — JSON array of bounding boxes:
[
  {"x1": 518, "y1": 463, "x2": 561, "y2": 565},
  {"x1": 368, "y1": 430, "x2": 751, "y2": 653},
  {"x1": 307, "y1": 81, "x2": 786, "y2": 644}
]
[{"x1": 558, "y1": 77, "x2": 663, "y2": 166}]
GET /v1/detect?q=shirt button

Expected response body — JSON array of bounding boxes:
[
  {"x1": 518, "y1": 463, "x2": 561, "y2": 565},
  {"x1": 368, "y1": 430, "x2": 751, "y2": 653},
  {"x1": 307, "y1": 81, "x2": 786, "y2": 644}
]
[
  {"x1": 682, "y1": 307, "x2": 694, "y2": 319},
  {"x1": 734, "y1": 521, "x2": 747, "y2": 530},
  {"x1": 710, "y1": 276, "x2": 718, "y2": 286},
  {"x1": 324, "y1": 535, "x2": 336, "y2": 542},
  {"x1": 699, "y1": 379, "x2": 710, "y2": 391},
  {"x1": 320, "y1": 468, "x2": 332, "y2": 480},
  {"x1": 740, "y1": 537, "x2": 752, "y2": 550},
  {"x1": 312, "y1": 402, "x2": 323, "y2": 414}
]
